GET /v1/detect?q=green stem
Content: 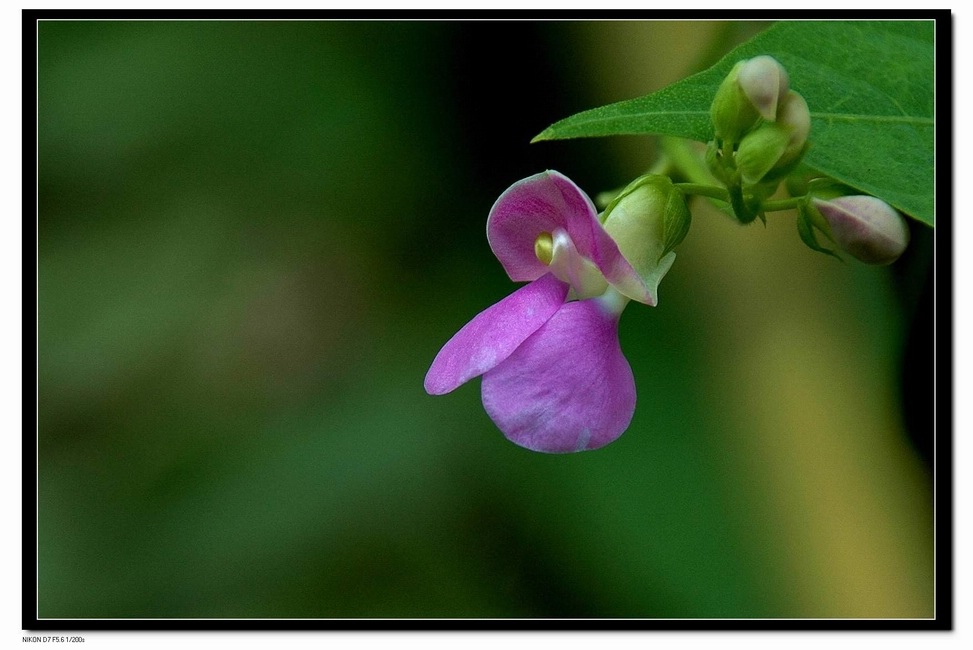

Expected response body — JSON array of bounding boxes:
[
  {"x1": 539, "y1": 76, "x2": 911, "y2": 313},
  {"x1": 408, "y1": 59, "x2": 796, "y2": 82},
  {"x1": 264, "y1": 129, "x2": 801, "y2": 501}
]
[
  {"x1": 760, "y1": 197, "x2": 804, "y2": 212},
  {"x1": 728, "y1": 184, "x2": 757, "y2": 224},
  {"x1": 673, "y1": 181, "x2": 808, "y2": 216},
  {"x1": 673, "y1": 183, "x2": 730, "y2": 202}
]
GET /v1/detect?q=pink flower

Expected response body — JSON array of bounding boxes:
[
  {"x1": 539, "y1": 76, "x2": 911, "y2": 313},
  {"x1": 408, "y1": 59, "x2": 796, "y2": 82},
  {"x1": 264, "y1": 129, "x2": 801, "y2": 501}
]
[{"x1": 424, "y1": 171, "x2": 671, "y2": 453}]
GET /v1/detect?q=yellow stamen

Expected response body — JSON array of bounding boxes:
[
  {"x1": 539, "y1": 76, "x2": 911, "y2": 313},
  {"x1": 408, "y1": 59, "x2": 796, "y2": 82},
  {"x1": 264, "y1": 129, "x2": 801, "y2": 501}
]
[{"x1": 534, "y1": 232, "x2": 554, "y2": 265}]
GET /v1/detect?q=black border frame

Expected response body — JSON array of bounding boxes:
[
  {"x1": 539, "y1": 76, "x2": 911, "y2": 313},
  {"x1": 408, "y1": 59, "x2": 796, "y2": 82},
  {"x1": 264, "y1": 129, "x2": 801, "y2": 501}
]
[{"x1": 23, "y1": 8, "x2": 954, "y2": 632}]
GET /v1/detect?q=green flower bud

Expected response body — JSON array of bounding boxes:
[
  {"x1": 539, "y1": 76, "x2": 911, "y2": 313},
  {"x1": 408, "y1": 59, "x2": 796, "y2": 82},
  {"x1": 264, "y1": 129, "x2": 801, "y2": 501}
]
[
  {"x1": 602, "y1": 176, "x2": 689, "y2": 301},
  {"x1": 711, "y1": 56, "x2": 791, "y2": 144},
  {"x1": 734, "y1": 89, "x2": 811, "y2": 186},
  {"x1": 812, "y1": 196, "x2": 910, "y2": 265},
  {"x1": 710, "y1": 61, "x2": 761, "y2": 143},
  {"x1": 735, "y1": 123, "x2": 791, "y2": 186}
]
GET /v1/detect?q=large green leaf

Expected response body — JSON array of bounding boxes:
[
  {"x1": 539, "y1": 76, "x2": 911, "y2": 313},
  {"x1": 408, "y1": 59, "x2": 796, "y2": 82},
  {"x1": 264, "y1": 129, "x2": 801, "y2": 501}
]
[{"x1": 534, "y1": 21, "x2": 935, "y2": 226}]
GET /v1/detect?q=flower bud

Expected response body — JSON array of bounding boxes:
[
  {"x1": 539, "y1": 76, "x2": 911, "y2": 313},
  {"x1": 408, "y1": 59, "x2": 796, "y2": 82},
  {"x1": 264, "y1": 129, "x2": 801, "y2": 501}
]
[
  {"x1": 735, "y1": 123, "x2": 791, "y2": 186},
  {"x1": 812, "y1": 196, "x2": 910, "y2": 265},
  {"x1": 711, "y1": 56, "x2": 790, "y2": 143},
  {"x1": 737, "y1": 55, "x2": 789, "y2": 121},
  {"x1": 710, "y1": 61, "x2": 760, "y2": 143},
  {"x1": 602, "y1": 176, "x2": 687, "y2": 302},
  {"x1": 734, "y1": 90, "x2": 811, "y2": 186}
]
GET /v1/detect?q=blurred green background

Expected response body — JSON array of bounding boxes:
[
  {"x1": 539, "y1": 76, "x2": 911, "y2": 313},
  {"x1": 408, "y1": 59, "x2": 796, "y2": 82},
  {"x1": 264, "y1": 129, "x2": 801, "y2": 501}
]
[{"x1": 37, "y1": 20, "x2": 934, "y2": 619}]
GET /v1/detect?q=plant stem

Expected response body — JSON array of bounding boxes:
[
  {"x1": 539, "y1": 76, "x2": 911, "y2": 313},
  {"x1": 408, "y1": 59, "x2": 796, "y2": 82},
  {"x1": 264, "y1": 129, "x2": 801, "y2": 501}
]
[
  {"x1": 728, "y1": 184, "x2": 757, "y2": 224},
  {"x1": 673, "y1": 182, "x2": 807, "y2": 215},
  {"x1": 673, "y1": 183, "x2": 730, "y2": 202},
  {"x1": 760, "y1": 197, "x2": 803, "y2": 212}
]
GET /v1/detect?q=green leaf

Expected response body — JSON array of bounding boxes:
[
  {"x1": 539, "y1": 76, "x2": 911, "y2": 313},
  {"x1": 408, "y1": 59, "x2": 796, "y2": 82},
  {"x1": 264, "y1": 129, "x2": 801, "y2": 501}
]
[{"x1": 533, "y1": 21, "x2": 935, "y2": 226}]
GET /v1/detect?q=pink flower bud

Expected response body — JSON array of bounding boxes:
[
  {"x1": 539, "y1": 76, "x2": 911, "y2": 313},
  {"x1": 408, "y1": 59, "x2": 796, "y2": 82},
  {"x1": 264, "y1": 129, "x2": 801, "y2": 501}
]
[
  {"x1": 813, "y1": 196, "x2": 910, "y2": 265},
  {"x1": 710, "y1": 56, "x2": 794, "y2": 145},
  {"x1": 738, "y1": 55, "x2": 790, "y2": 121}
]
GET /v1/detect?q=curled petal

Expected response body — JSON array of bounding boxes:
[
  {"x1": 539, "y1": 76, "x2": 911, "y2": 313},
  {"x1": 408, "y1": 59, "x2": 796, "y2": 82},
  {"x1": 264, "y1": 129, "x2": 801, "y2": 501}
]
[
  {"x1": 548, "y1": 229, "x2": 609, "y2": 299},
  {"x1": 481, "y1": 299, "x2": 636, "y2": 453},
  {"x1": 424, "y1": 273, "x2": 569, "y2": 395},
  {"x1": 607, "y1": 251, "x2": 675, "y2": 307},
  {"x1": 487, "y1": 170, "x2": 630, "y2": 284}
]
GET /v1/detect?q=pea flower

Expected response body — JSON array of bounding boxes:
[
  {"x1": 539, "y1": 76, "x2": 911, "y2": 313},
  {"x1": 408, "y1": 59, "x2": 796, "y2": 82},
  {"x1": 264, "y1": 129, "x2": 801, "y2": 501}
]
[{"x1": 424, "y1": 171, "x2": 675, "y2": 453}]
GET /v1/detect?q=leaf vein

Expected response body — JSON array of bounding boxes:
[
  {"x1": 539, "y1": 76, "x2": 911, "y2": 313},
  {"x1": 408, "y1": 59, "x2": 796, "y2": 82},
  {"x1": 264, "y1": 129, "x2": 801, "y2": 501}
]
[{"x1": 812, "y1": 112, "x2": 933, "y2": 125}]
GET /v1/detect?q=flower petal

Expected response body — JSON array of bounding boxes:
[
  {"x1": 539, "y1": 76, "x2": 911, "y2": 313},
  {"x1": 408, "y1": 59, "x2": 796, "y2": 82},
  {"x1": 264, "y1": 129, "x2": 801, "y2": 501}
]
[
  {"x1": 424, "y1": 273, "x2": 569, "y2": 395},
  {"x1": 481, "y1": 299, "x2": 636, "y2": 453},
  {"x1": 604, "y1": 249, "x2": 676, "y2": 307},
  {"x1": 488, "y1": 170, "x2": 616, "y2": 282},
  {"x1": 548, "y1": 228, "x2": 609, "y2": 299}
]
